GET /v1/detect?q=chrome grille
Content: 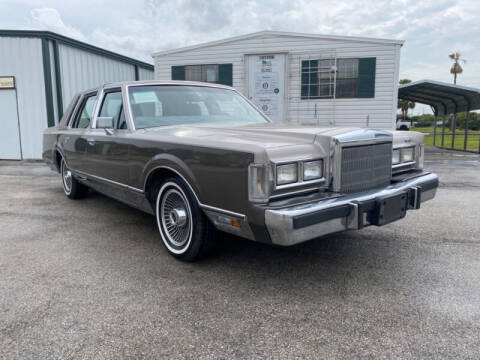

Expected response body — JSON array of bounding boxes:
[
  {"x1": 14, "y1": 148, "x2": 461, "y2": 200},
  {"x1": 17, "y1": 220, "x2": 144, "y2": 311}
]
[{"x1": 340, "y1": 142, "x2": 392, "y2": 193}]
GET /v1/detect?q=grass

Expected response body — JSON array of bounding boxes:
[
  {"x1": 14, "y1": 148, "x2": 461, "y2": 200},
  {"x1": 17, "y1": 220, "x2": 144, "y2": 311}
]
[
  {"x1": 425, "y1": 134, "x2": 479, "y2": 151},
  {"x1": 410, "y1": 127, "x2": 480, "y2": 151}
]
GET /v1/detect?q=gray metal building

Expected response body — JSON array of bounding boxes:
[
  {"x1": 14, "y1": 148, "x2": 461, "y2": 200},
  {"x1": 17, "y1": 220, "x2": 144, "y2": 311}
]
[{"x1": 0, "y1": 30, "x2": 154, "y2": 160}]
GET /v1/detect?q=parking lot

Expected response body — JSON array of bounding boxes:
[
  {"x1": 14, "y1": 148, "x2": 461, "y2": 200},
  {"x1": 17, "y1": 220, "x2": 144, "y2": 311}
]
[{"x1": 1, "y1": 148, "x2": 479, "y2": 359}]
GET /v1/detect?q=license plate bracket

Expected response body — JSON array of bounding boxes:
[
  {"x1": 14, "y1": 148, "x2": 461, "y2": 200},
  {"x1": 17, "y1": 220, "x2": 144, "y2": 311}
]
[{"x1": 370, "y1": 191, "x2": 408, "y2": 226}]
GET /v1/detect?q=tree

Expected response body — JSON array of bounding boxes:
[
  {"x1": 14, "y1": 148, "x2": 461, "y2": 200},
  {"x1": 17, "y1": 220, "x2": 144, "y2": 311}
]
[
  {"x1": 397, "y1": 79, "x2": 416, "y2": 126},
  {"x1": 449, "y1": 52, "x2": 466, "y2": 84}
]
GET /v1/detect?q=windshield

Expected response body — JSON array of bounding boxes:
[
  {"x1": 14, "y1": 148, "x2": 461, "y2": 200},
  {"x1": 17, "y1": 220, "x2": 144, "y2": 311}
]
[{"x1": 128, "y1": 85, "x2": 269, "y2": 129}]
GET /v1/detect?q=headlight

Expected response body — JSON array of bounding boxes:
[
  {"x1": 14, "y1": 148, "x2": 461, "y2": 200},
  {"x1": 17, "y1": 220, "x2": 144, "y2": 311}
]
[
  {"x1": 276, "y1": 163, "x2": 298, "y2": 185},
  {"x1": 392, "y1": 149, "x2": 401, "y2": 165},
  {"x1": 303, "y1": 160, "x2": 323, "y2": 180},
  {"x1": 401, "y1": 147, "x2": 415, "y2": 163}
]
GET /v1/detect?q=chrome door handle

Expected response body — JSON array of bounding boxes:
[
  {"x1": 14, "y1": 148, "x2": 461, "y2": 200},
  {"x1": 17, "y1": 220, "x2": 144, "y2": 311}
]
[{"x1": 87, "y1": 138, "x2": 95, "y2": 146}]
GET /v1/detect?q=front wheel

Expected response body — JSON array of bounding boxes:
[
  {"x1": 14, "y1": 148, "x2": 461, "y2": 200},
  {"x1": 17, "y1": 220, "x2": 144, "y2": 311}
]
[{"x1": 155, "y1": 177, "x2": 216, "y2": 261}]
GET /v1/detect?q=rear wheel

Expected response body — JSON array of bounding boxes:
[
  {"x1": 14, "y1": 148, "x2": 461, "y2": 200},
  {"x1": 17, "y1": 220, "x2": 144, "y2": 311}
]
[
  {"x1": 60, "y1": 158, "x2": 88, "y2": 199},
  {"x1": 155, "y1": 177, "x2": 216, "y2": 261}
]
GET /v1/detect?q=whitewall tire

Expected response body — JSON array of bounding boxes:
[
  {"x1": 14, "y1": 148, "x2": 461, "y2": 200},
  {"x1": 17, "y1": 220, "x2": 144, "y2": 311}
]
[
  {"x1": 155, "y1": 177, "x2": 216, "y2": 261},
  {"x1": 60, "y1": 157, "x2": 88, "y2": 199}
]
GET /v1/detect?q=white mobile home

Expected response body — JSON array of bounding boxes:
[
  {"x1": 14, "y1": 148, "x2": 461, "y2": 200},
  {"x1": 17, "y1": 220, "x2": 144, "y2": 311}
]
[
  {"x1": 153, "y1": 31, "x2": 403, "y2": 128},
  {"x1": 0, "y1": 30, "x2": 154, "y2": 160}
]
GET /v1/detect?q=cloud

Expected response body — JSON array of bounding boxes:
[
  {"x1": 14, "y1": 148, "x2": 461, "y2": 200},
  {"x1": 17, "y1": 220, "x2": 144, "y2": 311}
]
[
  {"x1": 1, "y1": 0, "x2": 479, "y2": 111},
  {"x1": 30, "y1": 7, "x2": 87, "y2": 41}
]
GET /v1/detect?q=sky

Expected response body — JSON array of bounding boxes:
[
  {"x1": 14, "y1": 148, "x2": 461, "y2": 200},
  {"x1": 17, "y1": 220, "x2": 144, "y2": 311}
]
[{"x1": 1, "y1": 0, "x2": 479, "y2": 114}]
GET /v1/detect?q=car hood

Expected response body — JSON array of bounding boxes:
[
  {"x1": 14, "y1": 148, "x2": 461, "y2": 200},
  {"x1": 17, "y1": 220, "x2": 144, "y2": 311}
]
[{"x1": 139, "y1": 123, "x2": 366, "y2": 150}]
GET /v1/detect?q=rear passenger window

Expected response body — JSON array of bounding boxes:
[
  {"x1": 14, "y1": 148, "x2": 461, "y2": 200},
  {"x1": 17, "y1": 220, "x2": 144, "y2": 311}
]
[
  {"x1": 72, "y1": 94, "x2": 97, "y2": 128},
  {"x1": 98, "y1": 91, "x2": 125, "y2": 129}
]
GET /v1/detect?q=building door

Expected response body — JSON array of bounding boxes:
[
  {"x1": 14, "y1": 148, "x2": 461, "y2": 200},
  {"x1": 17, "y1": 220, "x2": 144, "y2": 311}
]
[
  {"x1": 0, "y1": 89, "x2": 22, "y2": 160},
  {"x1": 247, "y1": 54, "x2": 286, "y2": 123}
]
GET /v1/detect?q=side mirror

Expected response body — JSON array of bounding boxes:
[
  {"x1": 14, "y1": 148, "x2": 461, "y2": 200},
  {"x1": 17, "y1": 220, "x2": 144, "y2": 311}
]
[
  {"x1": 96, "y1": 117, "x2": 114, "y2": 135},
  {"x1": 96, "y1": 117, "x2": 114, "y2": 129}
]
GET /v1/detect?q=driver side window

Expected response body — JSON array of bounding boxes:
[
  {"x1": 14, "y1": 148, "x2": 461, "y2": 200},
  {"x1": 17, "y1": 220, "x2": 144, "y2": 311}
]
[{"x1": 98, "y1": 90, "x2": 126, "y2": 129}]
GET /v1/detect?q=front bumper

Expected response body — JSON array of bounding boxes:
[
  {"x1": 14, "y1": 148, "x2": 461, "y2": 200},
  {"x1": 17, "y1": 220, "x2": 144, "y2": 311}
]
[{"x1": 265, "y1": 172, "x2": 439, "y2": 246}]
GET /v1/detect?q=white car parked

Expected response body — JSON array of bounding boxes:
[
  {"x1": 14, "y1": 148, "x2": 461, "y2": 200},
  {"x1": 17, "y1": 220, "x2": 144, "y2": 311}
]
[{"x1": 396, "y1": 120, "x2": 411, "y2": 131}]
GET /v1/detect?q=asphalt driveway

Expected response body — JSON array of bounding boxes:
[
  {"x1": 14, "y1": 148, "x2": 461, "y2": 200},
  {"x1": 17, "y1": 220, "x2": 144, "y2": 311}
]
[{"x1": 1, "y1": 148, "x2": 479, "y2": 359}]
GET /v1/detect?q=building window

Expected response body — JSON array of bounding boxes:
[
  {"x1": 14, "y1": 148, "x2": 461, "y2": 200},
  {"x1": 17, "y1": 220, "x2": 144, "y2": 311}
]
[
  {"x1": 185, "y1": 64, "x2": 219, "y2": 83},
  {"x1": 171, "y1": 64, "x2": 233, "y2": 86},
  {"x1": 335, "y1": 58, "x2": 359, "y2": 98},
  {"x1": 301, "y1": 58, "x2": 375, "y2": 99}
]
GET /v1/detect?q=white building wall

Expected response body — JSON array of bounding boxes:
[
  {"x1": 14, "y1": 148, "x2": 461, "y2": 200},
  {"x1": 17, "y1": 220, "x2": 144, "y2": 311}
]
[
  {"x1": 154, "y1": 33, "x2": 401, "y2": 129},
  {"x1": 58, "y1": 44, "x2": 137, "y2": 107},
  {"x1": 0, "y1": 36, "x2": 47, "y2": 159}
]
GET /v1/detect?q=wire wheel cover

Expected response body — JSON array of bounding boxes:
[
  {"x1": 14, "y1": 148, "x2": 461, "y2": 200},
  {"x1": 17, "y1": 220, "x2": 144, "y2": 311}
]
[
  {"x1": 61, "y1": 160, "x2": 72, "y2": 194},
  {"x1": 160, "y1": 187, "x2": 192, "y2": 248}
]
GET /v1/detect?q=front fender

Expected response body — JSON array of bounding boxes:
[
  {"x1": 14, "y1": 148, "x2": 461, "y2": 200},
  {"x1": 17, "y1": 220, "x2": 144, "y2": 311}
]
[{"x1": 141, "y1": 153, "x2": 202, "y2": 202}]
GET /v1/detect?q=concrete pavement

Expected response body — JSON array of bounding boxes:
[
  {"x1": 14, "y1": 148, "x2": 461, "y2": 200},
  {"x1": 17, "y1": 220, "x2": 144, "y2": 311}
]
[{"x1": 1, "y1": 147, "x2": 479, "y2": 359}]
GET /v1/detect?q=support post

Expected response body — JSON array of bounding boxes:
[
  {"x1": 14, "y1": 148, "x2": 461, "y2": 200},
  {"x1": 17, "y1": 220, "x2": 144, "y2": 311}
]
[
  {"x1": 433, "y1": 110, "x2": 438, "y2": 147},
  {"x1": 451, "y1": 112, "x2": 457, "y2": 149},
  {"x1": 134, "y1": 64, "x2": 139, "y2": 81},
  {"x1": 52, "y1": 40, "x2": 63, "y2": 120},
  {"x1": 41, "y1": 38, "x2": 55, "y2": 127},
  {"x1": 464, "y1": 111, "x2": 470, "y2": 151},
  {"x1": 441, "y1": 114, "x2": 446, "y2": 148}
]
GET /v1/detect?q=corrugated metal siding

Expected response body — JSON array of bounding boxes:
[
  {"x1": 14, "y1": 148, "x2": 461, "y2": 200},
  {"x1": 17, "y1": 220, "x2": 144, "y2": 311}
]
[
  {"x1": 1, "y1": 35, "x2": 153, "y2": 159},
  {"x1": 138, "y1": 66, "x2": 154, "y2": 80},
  {"x1": 0, "y1": 37, "x2": 46, "y2": 159},
  {"x1": 58, "y1": 43, "x2": 136, "y2": 106},
  {"x1": 153, "y1": 34, "x2": 401, "y2": 129}
]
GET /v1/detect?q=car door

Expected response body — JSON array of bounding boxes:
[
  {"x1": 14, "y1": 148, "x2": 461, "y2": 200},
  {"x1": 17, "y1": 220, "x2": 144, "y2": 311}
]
[
  {"x1": 61, "y1": 91, "x2": 98, "y2": 173},
  {"x1": 85, "y1": 87, "x2": 130, "y2": 186}
]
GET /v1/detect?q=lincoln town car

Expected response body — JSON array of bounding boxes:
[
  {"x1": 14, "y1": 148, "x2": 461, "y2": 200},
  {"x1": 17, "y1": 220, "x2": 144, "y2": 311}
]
[{"x1": 43, "y1": 81, "x2": 439, "y2": 261}]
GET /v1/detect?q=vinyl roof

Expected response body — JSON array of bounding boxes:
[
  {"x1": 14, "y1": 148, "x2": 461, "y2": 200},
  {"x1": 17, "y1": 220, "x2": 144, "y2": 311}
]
[
  {"x1": 398, "y1": 79, "x2": 480, "y2": 115},
  {"x1": 152, "y1": 30, "x2": 404, "y2": 57}
]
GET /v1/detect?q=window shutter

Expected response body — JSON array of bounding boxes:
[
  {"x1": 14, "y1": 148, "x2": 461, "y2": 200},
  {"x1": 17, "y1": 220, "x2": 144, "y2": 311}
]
[
  {"x1": 358, "y1": 58, "x2": 376, "y2": 98},
  {"x1": 218, "y1": 63, "x2": 233, "y2": 86},
  {"x1": 301, "y1": 60, "x2": 309, "y2": 99},
  {"x1": 171, "y1": 66, "x2": 185, "y2": 80}
]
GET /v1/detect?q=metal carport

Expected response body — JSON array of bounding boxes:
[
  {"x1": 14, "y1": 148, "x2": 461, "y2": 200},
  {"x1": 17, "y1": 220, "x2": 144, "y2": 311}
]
[{"x1": 398, "y1": 80, "x2": 480, "y2": 153}]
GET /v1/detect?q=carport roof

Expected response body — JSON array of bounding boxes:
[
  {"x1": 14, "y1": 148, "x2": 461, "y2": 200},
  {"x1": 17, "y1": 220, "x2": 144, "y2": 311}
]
[{"x1": 398, "y1": 80, "x2": 480, "y2": 115}]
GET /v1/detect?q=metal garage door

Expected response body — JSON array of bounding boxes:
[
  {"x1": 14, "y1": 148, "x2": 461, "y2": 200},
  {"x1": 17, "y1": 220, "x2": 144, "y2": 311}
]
[{"x1": 0, "y1": 89, "x2": 22, "y2": 159}]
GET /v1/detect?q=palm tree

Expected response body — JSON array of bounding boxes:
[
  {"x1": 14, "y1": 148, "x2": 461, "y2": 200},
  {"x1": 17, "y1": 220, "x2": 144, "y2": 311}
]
[
  {"x1": 398, "y1": 79, "x2": 416, "y2": 126},
  {"x1": 449, "y1": 52, "x2": 466, "y2": 84}
]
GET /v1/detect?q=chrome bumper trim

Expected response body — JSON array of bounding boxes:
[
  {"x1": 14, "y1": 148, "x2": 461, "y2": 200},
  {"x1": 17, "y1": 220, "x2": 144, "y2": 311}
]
[{"x1": 265, "y1": 172, "x2": 438, "y2": 246}]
